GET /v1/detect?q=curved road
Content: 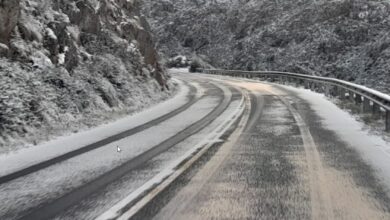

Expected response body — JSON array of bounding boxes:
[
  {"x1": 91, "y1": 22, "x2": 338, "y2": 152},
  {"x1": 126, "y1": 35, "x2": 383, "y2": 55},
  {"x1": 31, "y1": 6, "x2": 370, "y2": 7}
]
[
  {"x1": 137, "y1": 70, "x2": 390, "y2": 220},
  {"x1": 1, "y1": 70, "x2": 390, "y2": 220},
  {"x1": 0, "y1": 75, "x2": 242, "y2": 220}
]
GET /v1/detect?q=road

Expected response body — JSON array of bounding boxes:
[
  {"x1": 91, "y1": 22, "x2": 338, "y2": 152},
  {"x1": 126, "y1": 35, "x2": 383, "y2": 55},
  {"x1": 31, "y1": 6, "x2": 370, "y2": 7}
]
[
  {"x1": 138, "y1": 71, "x2": 390, "y2": 220},
  {"x1": 1, "y1": 69, "x2": 390, "y2": 219},
  {"x1": 0, "y1": 71, "x2": 243, "y2": 220}
]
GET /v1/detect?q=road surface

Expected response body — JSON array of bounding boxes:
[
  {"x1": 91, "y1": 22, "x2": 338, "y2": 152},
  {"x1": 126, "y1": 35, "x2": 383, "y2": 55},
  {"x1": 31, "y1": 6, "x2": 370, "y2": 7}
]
[
  {"x1": 0, "y1": 69, "x2": 390, "y2": 220},
  {"x1": 138, "y1": 71, "x2": 390, "y2": 220}
]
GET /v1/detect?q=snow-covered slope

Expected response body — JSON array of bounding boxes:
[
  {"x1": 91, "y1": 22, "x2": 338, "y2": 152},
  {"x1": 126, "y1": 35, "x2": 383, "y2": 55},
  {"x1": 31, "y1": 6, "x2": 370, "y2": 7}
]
[
  {"x1": 143, "y1": 0, "x2": 390, "y2": 93},
  {"x1": 0, "y1": 0, "x2": 174, "y2": 152}
]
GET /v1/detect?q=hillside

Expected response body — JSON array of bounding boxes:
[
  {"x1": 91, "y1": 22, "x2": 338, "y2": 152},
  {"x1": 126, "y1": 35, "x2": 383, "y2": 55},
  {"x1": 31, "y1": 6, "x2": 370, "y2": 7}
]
[
  {"x1": 0, "y1": 0, "x2": 174, "y2": 152},
  {"x1": 143, "y1": 0, "x2": 390, "y2": 93}
]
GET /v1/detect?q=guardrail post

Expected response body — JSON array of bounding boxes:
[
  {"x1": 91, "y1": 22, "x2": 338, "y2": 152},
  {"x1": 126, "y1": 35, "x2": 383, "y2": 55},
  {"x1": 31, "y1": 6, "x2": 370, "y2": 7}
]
[
  {"x1": 315, "y1": 83, "x2": 320, "y2": 92},
  {"x1": 362, "y1": 97, "x2": 371, "y2": 113},
  {"x1": 338, "y1": 88, "x2": 344, "y2": 97},
  {"x1": 339, "y1": 88, "x2": 346, "y2": 99},
  {"x1": 323, "y1": 85, "x2": 328, "y2": 96},
  {"x1": 348, "y1": 92, "x2": 355, "y2": 102},
  {"x1": 372, "y1": 103, "x2": 381, "y2": 117},
  {"x1": 386, "y1": 111, "x2": 390, "y2": 132},
  {"x1": 298, "y1": 79, "x2": 303, "y2": 87},
  {"x1": 294, "y1": 78, "x2": 299, "y2": 87},
  {"x1": 331, "y1": 86, "x2": 336, "y2": 96},
  {"x1": 331, "y1": 86, "x2": 338, "y2": 97},
  {"x1": 316, "y1": 85, "x2": 321, "y2": 93},
  {"x1": 310, "y1": 82, "x2": 316, "y2": 91},
  {"x1": 355, "y1": 94, "x2": 362, "y2": 104},
  {"x1": 330, "y1": 86, "x2": 335, "y2": 97},
  {"x1": 304, "y1": 80, "x2": 310, "y2": 89},
  {"x1": 314, "y1": 83, "x2": 320, "y2": 92}
]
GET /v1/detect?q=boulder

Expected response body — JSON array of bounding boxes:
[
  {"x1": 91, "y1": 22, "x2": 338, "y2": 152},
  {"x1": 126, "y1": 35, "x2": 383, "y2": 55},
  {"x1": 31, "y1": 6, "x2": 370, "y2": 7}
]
[
  {"x1": 75, "y1": 1, "x2": 101, "y2": 34},
  {"x1": 0, "y1": 0, "x2": 20, "y2": 44}
]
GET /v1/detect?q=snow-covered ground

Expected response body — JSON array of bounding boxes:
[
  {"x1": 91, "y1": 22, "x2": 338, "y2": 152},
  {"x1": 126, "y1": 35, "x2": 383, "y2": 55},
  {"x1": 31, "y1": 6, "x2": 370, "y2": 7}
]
[
  {"x1": 0, "y1": 79, "x2": 230, "y2": 219},
  {"x1": 0, "y1": 79, "x2": 195, "y2": 177}
]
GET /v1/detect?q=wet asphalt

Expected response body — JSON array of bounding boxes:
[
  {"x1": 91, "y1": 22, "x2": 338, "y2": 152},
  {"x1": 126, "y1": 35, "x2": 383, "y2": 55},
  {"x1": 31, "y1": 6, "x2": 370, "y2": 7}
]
[
  {"x1": 3, "y1": 73, "x2": 390, "y2": 220},
  {"x1": 138, "y1": 75, "x2": 390, "y2": 220}
]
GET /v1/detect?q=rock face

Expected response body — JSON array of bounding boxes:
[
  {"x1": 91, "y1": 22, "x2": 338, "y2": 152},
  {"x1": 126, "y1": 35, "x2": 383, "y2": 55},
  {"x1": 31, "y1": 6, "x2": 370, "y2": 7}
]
[
  {"x1": 143, "y1": 0, "x2": 390, "y2": 94},
  {"x1": 0, "y1": 0, "x2": 20, "y2": 45},
  {"x1": 0, "y1": 0, "x2": 173, "y2": 151}
]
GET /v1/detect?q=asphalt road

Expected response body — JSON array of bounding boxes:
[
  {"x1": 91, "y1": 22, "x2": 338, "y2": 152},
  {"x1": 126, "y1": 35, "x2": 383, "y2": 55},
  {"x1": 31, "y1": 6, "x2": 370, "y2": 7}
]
[
  {"x1": 2, "y1": 71, "x2": 390, "y2": 220},
  {"x1": 0, "y1": 75, "x2": 242, "y2": 220},
  {"x1": 145, "y1": 73, "x2": 390, "y2": 220}
]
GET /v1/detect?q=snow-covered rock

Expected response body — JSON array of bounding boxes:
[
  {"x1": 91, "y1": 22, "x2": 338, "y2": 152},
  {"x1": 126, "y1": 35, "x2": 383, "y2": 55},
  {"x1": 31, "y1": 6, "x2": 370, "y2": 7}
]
[{"x1": 0, "y1": 0, "x2": 173, "y2": 152}]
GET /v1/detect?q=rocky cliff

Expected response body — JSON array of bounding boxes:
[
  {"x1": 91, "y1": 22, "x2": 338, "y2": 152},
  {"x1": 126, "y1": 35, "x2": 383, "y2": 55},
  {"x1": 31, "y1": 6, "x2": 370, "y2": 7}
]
[
  {"x1": 0, "y1": 0, "x2": 173, "y2": 151},
  {"x1": 143, "y1": 0, "x2": 390, "y2": 93}
]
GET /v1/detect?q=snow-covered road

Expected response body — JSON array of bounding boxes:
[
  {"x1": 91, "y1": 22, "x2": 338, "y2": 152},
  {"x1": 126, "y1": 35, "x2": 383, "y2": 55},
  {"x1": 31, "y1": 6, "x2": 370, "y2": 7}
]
[
  {"x1": 0, "y1": 79, "x2": 198, "y2": 179},
  {"x1": 0, "y1": 70, "x2": 245, "y2": 220}
]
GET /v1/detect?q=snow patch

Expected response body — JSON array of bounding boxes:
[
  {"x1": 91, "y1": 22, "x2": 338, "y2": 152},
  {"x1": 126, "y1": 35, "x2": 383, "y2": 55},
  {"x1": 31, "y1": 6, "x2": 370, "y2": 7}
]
[{"x1": 45, "y1": 28, "x2": 57, "y2": 40}]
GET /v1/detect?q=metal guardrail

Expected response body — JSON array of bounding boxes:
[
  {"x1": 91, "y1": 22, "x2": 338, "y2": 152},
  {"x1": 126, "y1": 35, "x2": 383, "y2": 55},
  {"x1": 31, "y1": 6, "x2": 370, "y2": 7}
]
[{"x1": 203, "y1": 69, "x2": 390, "y2": 132}]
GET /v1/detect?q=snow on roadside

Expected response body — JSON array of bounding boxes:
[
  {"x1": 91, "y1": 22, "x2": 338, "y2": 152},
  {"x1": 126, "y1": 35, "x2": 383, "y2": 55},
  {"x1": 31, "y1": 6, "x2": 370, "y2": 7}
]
[
  {"x1": 0, "y1": 79, "x2": 194, "y2": 176},
  {"x1": 203, "y1": 73, "x2": 390, "y2": 191},
  {"x1": 276, "y1": 84, "x2": 390, "y2": 188},
  {"x1": 0, "y1": 85, "x2": 222, "y2": 219}
]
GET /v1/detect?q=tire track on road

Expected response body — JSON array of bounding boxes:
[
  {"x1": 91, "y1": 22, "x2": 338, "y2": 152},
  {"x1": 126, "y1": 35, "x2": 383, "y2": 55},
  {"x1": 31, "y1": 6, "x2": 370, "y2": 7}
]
[
  {"x1": 17, "y1": 82, "x2": 236, "y2": 220},
  {"x1": 202, "y1": 74, "x2": 335, "y2": 218},
  {"x1": 0, "y1": 82, "x2": 199, "y2": 185},
  {"x1": 263, "y1": 88, "x2": 335, "y2": 220}
]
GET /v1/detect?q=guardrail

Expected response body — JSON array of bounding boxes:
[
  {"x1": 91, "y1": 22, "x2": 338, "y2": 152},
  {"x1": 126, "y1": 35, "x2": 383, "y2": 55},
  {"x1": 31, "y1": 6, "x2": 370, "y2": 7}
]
[{"x1": 203, "y1": 69, "x2": 390, "y2": 132}]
